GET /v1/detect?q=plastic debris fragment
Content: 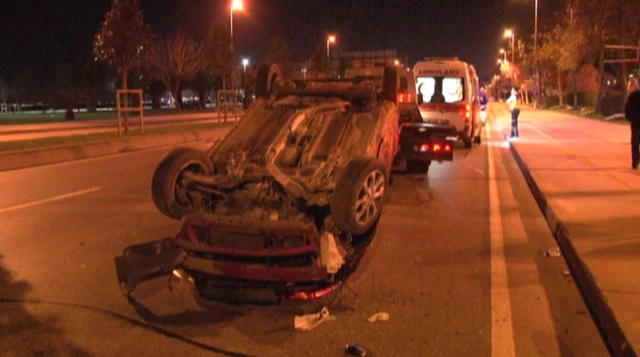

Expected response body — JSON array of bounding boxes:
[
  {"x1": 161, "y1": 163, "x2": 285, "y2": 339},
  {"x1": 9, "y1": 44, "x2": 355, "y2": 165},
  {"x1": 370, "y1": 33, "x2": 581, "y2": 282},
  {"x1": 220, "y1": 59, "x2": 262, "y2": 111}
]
[
  {"x1": 319, "y1": 232, "x2": 346, "y2": 274},
  {"x1": 345, "y1": 343, "x2": 368, "y2": 356},
  {"x1": 541, "y1": 247, "x2": 561, "y2": 257},
  {"x1": 367, "y1": 312, "x2": 390, "y2": 323},
  {"x1": 294, "y1": 306, "x2": 336, "y2": 331}
]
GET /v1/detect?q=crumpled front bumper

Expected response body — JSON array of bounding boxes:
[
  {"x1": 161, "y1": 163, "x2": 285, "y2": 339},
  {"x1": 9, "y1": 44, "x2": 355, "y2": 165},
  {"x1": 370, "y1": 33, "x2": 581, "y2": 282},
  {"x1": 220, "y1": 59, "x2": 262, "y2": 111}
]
[
  {"x1": 114, "y1": 235, "x2": 334, "y2": 302},
  {"x1": 114, "y1": 238, "x2": 186, "y2": 299}
]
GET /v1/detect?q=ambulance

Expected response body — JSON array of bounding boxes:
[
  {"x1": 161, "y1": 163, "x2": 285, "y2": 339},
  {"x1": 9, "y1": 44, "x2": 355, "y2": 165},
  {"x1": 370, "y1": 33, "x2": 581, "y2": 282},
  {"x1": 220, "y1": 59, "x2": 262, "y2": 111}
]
[{"x1": 413, "y1": 58, "x2": 482, "y2": 147}]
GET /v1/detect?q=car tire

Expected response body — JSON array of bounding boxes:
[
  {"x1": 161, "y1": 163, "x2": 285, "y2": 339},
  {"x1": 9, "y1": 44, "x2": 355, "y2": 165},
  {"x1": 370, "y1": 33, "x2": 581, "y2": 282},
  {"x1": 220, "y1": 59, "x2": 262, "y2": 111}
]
[
  {"x1": 408, "y1": 159, "x2": 430, "y2": 174},
  {"x1": 255, "y1": 63, "x2": 282, "y2": 98},
  {"x1": 151, "y1": 148, "x2": 213, "y2": 220},
  {"x1": 331, "y1": 158, "x2": 388, "y2": 235}
]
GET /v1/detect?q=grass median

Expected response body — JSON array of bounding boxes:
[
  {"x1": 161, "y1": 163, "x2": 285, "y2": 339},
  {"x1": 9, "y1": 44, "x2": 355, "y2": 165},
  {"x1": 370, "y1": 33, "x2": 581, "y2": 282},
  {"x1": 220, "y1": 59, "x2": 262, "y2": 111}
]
[
  {"x1": 0, "y1": 108, "x2": 219, "y2": 125},
  {"x1": 0, "y1": 121, "x2": 235, "y2": 153}
]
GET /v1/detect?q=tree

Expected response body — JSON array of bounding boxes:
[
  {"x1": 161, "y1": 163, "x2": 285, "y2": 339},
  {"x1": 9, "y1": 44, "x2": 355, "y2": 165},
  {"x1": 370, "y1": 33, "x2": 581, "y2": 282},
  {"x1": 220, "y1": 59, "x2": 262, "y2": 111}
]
[
  {"x1": 93, "y1": 0, "x2": 155, "y2": 131},
  {"x1": 536, "y1": 1, "x2": 591, "y2": 107},
  {"x1": 556, "y1": 3, "x2": 590, "y2": 106},
  {"x1": 337, "y1": 56, "x2": 354, "y2": 78},
  {"x1": 0, "y1": 77, "x2": 9, "y2": 110},
  {"x1": 195, "y1": 19, "x2": 236, "y2": 111},
  {"x1": 265, "y1": 36, "x2": 293, "y2": 76},
  {"x1": 146, "y1": 30, "x2": 205, "y2": 110},
  {"x1": 309, "y1": 46, "x2": 330, "y2": 79},
  {"x1": 79, "y1": 60, "x2": 107, "y2": 113},
  {"x1": 581, "y1": 0, "x2": 640, "y2": 112},
  {"x1": 191, "y1": 71, "x2": 217, "y2": 110}
]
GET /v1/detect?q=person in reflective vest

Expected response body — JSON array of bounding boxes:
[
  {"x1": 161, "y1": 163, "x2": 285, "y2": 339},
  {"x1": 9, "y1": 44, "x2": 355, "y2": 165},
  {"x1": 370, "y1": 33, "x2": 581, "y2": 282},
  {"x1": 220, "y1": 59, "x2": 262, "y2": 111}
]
[{"x1": 506, "y1": 87, "x2": 520, "y2": 139}]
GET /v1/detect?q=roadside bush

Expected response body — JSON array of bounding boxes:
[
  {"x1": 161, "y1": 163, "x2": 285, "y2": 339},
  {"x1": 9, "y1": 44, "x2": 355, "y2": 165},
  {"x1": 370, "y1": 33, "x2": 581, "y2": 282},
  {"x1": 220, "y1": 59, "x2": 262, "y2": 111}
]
[
  {"x1": 542, "y1": 92, "x2": 622, "y2": 116},
  {"x1": 566, "y1": 92, "x2": 598, "y2": 107},
  {"x1": 544, "y1": 92, "x2": 597, "y2": 108},
  {"x1": 600, "y1": 94, "x2": 623, "y2": 117}
]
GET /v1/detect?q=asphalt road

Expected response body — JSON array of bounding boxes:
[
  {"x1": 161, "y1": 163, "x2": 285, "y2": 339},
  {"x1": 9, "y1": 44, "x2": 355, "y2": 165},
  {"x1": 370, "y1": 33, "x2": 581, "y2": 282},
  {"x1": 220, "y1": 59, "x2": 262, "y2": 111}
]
[{"x1": 0, "y1": 112, "x2": 609, "y2": 357}]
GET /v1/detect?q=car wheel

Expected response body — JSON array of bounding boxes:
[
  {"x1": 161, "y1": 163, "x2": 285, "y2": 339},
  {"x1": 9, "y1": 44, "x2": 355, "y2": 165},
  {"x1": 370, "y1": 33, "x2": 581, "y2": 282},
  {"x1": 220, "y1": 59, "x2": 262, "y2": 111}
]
[
  {"x1": 408, "y1": 159, "x2": 430, "y2": 174},
  {"x1": 255, "y1": 63, "x2": 281, "y2": 98},
  {"x1": 331, "y1": 158, "x2": 388, "y2": 235},
  {"x1": 151, "y1": 148, "x2": 213, "y2": 220}
]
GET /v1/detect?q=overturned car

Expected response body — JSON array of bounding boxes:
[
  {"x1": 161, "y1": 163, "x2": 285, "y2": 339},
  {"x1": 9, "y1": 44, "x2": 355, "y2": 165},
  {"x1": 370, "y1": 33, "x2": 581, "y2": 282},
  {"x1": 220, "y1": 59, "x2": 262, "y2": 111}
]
[{"x1": 115, "y1": 64, "x2": 402, "y2": 303}]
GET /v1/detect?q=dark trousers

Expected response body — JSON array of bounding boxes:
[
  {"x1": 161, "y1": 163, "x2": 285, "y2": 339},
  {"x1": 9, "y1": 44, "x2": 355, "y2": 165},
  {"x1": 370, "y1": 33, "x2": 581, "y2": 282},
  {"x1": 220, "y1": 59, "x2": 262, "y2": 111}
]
[
  {"x1": 510, "y1": 108, "x2": 520, "y2": 137},
  {"x1": 632, "y1": 122, "x2": 640, "y2": 166}
]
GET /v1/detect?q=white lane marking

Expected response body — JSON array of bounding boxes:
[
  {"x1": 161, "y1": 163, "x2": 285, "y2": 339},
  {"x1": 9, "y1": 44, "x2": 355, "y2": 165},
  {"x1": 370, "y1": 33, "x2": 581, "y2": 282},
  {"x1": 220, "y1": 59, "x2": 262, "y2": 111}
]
[
  {"x1": 0, "y1": 132, "x2": 227, "y2": 177},
  {"x1": 0, "y1": 146, "x2": 171, "y2": 177},
  {"x1": 487, "y1": 122, "x2": 516, "y2": 357},
  {"x1": 0, "y1": 187, "x2": 102, "y2": 213}
]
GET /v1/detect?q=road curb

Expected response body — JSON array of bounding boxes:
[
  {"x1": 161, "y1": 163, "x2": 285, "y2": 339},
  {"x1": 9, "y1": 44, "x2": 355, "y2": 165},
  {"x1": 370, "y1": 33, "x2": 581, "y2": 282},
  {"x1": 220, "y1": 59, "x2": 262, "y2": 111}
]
[
  {"x1": 0, "y1": 115, "x2": 231, "y2": 135},
  {"x1": 509, "y1": 143, "x2": 637, "y2": 357},
  {"x1": 0, "y1": 128, "x2": 224, "y2": 172}
]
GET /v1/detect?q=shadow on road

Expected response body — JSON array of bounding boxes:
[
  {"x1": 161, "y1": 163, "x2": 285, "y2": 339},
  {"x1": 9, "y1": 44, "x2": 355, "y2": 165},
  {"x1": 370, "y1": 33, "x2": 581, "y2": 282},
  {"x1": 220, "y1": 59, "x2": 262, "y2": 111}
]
[{"x1": 0, "y1": 253, "x2": 92, "y2": 356}]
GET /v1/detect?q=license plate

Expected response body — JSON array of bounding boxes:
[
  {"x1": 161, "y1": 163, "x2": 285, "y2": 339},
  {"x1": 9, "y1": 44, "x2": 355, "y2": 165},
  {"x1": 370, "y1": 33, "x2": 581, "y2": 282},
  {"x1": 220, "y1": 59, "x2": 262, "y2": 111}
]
[{"x1": 424, "y1": 118, "x2": 450, "y2": 125}]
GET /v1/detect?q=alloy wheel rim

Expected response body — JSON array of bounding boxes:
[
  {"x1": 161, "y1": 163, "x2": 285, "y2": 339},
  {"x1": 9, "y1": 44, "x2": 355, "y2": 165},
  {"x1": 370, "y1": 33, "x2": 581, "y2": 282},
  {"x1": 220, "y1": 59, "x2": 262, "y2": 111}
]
[{"x1": 354, "y1": 170, "x2": 385, "y2": 225}]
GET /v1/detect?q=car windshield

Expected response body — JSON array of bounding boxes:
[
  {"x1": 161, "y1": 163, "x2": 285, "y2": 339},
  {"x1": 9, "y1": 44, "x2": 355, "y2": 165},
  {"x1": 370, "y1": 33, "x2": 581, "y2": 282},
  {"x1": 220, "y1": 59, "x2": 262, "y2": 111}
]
[{"x1": 416, "y1": 76, "x2": 465, "y2": 104}]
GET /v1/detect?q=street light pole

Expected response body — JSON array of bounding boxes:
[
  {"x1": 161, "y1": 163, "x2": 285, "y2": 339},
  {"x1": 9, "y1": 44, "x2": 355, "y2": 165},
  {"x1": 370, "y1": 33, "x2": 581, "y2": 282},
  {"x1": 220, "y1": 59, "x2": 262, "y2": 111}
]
[
  {"x1": 534, "y1": 0, "x2": 538, "y2": 62},
  {"x1": 230, "y1": 0, "x2": 243, "y2": 52},
  {"x1": 327, "y1": 35, "x2": 336, "y2": 59},
  {"x1": 534, "y1": 0, "x2": 540, "y2": 110},
  {"x1": 504, "y1": 29, "x2": 515, "y2": 64},
  {"x1": 511, "y1": 33, "x2": 515, "y2": 63}
]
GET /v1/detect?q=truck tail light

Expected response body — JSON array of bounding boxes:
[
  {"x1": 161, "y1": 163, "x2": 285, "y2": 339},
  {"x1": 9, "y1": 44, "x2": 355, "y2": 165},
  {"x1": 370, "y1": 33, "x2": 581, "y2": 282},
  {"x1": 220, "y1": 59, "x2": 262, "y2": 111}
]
[{"x1": 397, "y1": 93, "x2": 413, "y2": 104}]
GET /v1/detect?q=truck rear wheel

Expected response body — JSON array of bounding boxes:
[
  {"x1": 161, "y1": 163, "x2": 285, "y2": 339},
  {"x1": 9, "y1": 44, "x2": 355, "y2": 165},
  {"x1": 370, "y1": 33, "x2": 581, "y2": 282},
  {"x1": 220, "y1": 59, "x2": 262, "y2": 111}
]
[{"x1": 408, "y1": 159, "x2": 430, "y2": 174}]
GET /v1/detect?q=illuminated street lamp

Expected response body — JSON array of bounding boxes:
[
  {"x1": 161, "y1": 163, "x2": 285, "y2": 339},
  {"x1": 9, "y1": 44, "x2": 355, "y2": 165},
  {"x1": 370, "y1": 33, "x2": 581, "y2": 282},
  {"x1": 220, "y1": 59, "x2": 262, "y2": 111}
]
[
  {"x1": 327, "y1": 35, "x2": 336, "y2": 59},
  {"x1": 504, "y1": 29, "x2": 515, "y2": 64},
  {"x1": 242, "y1": 58, "x2": 249, "y2": 72},
  {"x1": 534, "y1": 0, "x2": 538, "y2": 63},
  {"x1": 230, "y1": 0, "x2": 244, "y2": 52},
  {"x1": 534, "y1": 0, "x2": 540, "y2": 110},
  {"x1": 394, "y1": 59, "x2": 400, "y2": 66}
]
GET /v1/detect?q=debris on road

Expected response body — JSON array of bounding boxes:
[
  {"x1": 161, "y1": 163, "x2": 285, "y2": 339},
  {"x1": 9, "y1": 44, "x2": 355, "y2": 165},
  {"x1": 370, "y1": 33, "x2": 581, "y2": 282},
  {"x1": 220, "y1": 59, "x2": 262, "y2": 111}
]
[
  {"x1": 541, "y1": 247, "x2": 561, "y2": 257},
  {"x1": 367, "y1": 312, "x2": 389, "y2": 323},
  {"x1": 345, "y1": 343, "x2": 369, "y2": 356},
  {"x1": 320, "y1": 232, "x2": 346, "y2": 274},
  {"x1": 294, "y1": 306, "x2": 336, "y2": 331}
]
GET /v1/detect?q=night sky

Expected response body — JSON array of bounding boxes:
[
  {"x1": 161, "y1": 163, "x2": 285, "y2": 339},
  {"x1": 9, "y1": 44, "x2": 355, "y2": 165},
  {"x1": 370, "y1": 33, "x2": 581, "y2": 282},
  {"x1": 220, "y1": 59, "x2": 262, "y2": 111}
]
[{"x1": 0, "y1": 0, "x2": 542, "y2": 98}]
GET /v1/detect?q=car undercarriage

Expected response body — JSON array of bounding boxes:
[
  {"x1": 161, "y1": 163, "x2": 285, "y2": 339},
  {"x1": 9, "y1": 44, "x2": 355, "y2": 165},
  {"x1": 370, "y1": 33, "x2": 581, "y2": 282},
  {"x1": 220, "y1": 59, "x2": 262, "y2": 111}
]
[{"x1": 115, "y1": 64, "x2": 399, "y2": 304}]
